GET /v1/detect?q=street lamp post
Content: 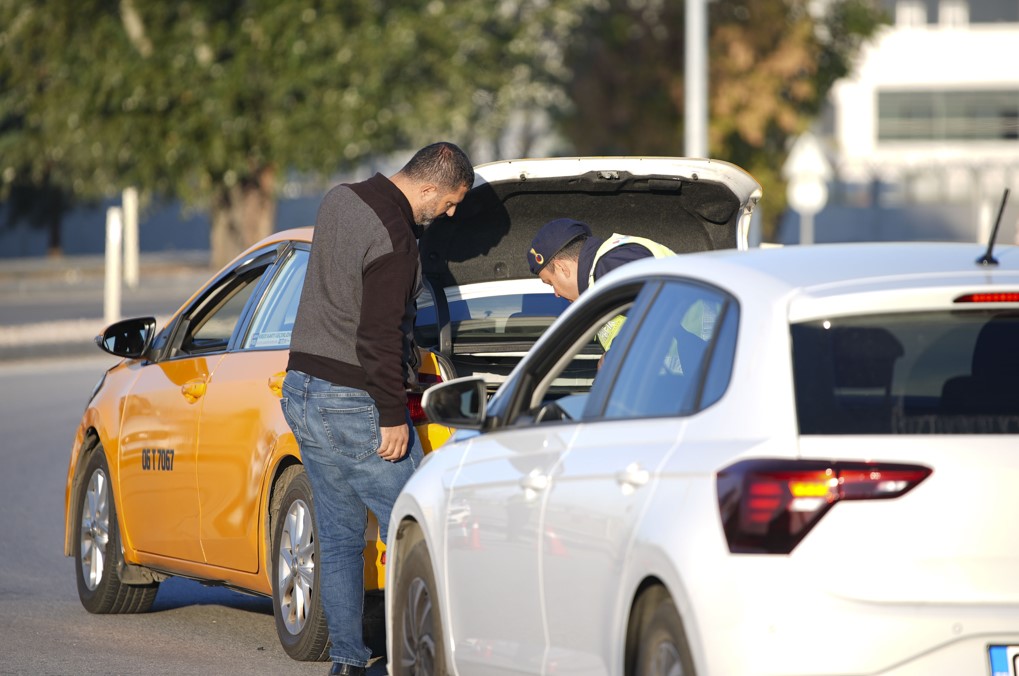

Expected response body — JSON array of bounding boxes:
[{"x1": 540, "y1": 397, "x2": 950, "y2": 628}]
[{"x1": 685, "y1": 0, "x2": 707, "y2": 158}]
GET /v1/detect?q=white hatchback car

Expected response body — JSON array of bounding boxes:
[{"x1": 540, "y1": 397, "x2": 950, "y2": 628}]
[{"x1": 386, "y1": 240, "x2": 1019, "y2": 676}]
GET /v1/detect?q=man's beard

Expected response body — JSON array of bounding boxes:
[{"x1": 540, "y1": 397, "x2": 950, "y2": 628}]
[{"x1": 414, "y1": 195, "x2": 442, "y2": 228}]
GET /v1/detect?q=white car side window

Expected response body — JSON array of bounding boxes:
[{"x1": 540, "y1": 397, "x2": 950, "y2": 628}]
[{"x1": 602, "y1": 282, "x2": 727, "y2": 419}]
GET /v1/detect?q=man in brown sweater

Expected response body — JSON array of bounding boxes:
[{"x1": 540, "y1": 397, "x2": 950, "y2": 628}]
[{"x1": 281, "y1": 141, "x2": 473, "y2": 675}]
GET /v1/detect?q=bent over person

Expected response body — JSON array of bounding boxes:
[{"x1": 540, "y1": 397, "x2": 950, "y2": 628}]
[
  {"x1": 281, "y1": 142, "x2": 473, "y2": 676},
  {"x1": 528, "y1": 217, "x2": 673, "y2": 350}
]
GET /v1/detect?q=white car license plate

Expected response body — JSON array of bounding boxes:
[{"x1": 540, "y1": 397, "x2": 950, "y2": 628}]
[{"x1": 989, "y1": 646, "x2": 1019, "y2": 676}]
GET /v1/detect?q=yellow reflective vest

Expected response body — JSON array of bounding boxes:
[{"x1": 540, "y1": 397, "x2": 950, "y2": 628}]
[{"x1": 592, "y1": 234, "x2": 675, "y2": 351}]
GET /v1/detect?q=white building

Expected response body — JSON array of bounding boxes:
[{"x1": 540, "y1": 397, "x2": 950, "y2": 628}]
[{"x1": 802, "y1": 0, "x2": 1019, "y2": 244}]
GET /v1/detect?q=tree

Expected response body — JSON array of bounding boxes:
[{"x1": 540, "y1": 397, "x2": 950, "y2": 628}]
[
  {"x1": 558, "y1": 0, "x2": 887, "y2": 240},
  {"x1": 0, "y1": 0, "x2": 593, "y2": 264}
]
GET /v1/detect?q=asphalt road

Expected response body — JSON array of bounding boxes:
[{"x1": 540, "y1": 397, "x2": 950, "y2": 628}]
[{"x1": 0, "y1": 356, "x2": 388, "y2": 675}]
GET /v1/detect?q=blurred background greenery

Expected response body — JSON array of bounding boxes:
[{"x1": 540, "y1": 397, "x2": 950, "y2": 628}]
[{"x1": 0, "y1": 0, "x2": 885, "y2": 266}]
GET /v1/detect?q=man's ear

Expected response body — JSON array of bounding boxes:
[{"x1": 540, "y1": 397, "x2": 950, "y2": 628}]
[{"x1": 418, "y1": 183, "x2": 437, "y2": 199}]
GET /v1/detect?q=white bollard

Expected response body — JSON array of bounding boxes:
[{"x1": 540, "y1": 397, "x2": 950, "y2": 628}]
[
  {"x1": 104, "y1": 207, "x2": 123, "y2": 327},
  {"x1": 123, "y1": 187, "x2": 140, "y2": 289}
]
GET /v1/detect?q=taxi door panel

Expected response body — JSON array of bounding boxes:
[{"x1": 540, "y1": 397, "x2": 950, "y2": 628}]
[
  {"x1": 196, "y1": 349, "x2": 289, "y2": 572},
  {"x1": 118, "y1": 356, "x2": 221, "y2": 561}
]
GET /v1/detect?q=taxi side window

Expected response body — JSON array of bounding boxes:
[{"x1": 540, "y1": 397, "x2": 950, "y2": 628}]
[
  {"x1": 598, "y1": 281, "x2": 734, "y2": 419},
  {"x1": 178, "y1": 273, "x2": 264, "y2": 355},
  {"x1": 169, "y1": 250, "x2": 278, "y2": 358},
  {"x1": 243, "y1": 248, "x2": 309, "y2": 349}
]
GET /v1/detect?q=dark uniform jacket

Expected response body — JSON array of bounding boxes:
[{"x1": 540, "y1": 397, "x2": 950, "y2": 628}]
[{"x1": 575, "y1": 237, "x2": 655, "y2": 296}]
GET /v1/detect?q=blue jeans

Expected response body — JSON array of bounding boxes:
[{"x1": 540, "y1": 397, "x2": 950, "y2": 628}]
[{"x1": 280, "y1": 369, "x2": 423, "y2": 668}]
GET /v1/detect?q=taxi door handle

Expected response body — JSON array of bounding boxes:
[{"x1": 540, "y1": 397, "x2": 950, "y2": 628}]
[
  {"x1": 181, "y1": 378, "x2": 207, "y2": 404},
  {"x1": 268, "y1": 371, "x2": 286, "y2": 398},
  {"x1": 616, "y1": 462, "x2": 650, "y2": 494}
]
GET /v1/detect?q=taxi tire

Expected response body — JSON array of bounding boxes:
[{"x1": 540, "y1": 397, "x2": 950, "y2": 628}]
[
  {"x1": 390, "y1": 537, "x2": 446, "y2": 675},
  {"x1": 632, "y1": 586, "x2": 696, "y2": 676},
  {"x1": 74, "y1": 448, "x2": 159, "y2": 614},
  {"x1": 270, "y1": 465, "x2": 330, "y2": 662}
]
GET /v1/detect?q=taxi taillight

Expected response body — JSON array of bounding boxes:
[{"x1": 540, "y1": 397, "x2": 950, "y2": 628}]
[
  {"x1": 407, "y1": 373, "x2": 443, "y2": 425},
  {"x1": 717, "y1": 459, "x2": 931, "y2": 554}
]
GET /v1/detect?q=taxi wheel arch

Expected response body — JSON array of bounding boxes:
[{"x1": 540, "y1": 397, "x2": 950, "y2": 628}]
[
  {"x1": 390, "y1": 524, "x2": 447, "y2": 676},
  {"x1": 626, "y1": 583, "x2": 696, "y2": 676},
  {"x1": 269, "y1": 464, "x2": 330, "y2": 661},
  {"x1": 73, "y1": 446, "x2": 159, "y2": 614}
]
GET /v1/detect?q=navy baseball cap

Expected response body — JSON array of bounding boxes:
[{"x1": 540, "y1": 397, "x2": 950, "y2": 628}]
[{"x1": 527, "y1": 218, "x2": 593, "y2": 275}]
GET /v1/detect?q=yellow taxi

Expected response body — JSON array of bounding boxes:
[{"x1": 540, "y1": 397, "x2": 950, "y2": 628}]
[
  {"x1": 63, "y1": 156, "x2": 762, "y2": 662},
  {"x1": 63, "y1": 227, "x2": 459, "y2": 660}
]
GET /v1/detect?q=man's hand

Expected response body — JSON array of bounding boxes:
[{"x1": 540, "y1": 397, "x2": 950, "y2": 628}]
[{"x1": 378, "y1": 424, "x2": 410, "y2": 462}]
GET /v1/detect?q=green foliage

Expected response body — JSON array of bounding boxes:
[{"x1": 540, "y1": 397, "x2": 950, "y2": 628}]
[
  {"x1": 1, "y1": 0, "x2": 884, "y2": 251},
  {"x1": 0, "y1": 0, "x2": 593, "y2": 252}
]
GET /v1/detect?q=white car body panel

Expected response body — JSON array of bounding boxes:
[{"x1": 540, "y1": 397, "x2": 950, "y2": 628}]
[{"x1": 390, "y1": 236, "x2": 1019, "y2": 674}]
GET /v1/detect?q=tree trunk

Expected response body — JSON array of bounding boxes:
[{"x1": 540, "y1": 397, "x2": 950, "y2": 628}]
[{"x1": 209, "y1": 165, "x2": 277, "y2": 269}]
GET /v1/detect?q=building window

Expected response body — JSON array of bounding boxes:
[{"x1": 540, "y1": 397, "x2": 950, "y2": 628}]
[
  {"x1": 878, "y1": 90, "x2": 1019, "y2": 141},
  {"x1": 895, "y1": 0, "x2": 928, "y2": 26},
  {"x1": 939, "y1": 0, "x2": 968, "y2": 25},
  {"x1": 886, "y1": 0, "x2": 1019, "y2": 24}
]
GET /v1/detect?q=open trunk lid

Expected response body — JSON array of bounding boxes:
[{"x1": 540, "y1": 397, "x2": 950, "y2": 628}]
[{"x1": 416, "y1": 156, "x2": 762, "y2": 385}]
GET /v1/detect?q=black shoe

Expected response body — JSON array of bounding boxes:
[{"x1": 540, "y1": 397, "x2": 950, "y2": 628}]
[{"x1": 329, "y1": 664, "x2": 365, "y2": 676}]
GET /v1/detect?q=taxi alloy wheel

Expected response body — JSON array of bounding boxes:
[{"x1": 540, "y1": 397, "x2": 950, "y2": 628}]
[
  {"x1": 271, "y1": 465, "x2": 329, "y2": 661},
  {"x1": 632, "y1": 586, "x2": 696, "y2": 676},
  {"x1": 392, "y1": 537, "x2": 445, "y2": 675},
  {"x1": 74, "y1": 447, "x2": 158, "y2": 614},
  {"x1": 80, "y1": 463, "x2": 110, "y2": 592}
]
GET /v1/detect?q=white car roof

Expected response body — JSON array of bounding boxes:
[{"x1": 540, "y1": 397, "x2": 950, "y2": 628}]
[{"x1": 594, "y1": 241, "x2": 1019, "y2": 322}]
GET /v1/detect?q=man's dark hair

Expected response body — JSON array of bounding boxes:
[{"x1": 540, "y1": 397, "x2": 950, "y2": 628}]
[
  {"x1": 400, "y1": 142, "x2": 474, "y2": 191},
  {"x1": 551, "y1": 236, "x2": 587, "y2": 263}
]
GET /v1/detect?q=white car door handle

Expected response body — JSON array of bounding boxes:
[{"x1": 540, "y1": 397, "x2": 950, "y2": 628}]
[
  {"x1": 616, "y1": 463, "x2": 650, "y2": 492},
  {"x1": 520, "y1": 469, "x2": 550, "y2": 492}
]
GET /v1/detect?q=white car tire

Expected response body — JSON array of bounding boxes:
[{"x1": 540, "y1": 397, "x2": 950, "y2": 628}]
[
  {"x1": 633, "y1": 586, "x2": 696, "y2": 676},
  {"x1": 391, "y1": 537, "x2": 445, "y2": 675}
]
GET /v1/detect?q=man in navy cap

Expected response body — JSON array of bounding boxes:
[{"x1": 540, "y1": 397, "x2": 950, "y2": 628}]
[
  {"x1": 527, "y1": 218, "x2": 674, "y2": 302},
  {"x1": 527, "y1": 218, "x2": 675, "y2": 350}
]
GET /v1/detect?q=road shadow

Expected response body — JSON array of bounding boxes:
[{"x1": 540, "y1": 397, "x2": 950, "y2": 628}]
[{"x1": 151, "y1": 578, "x2": 387, "y2": 662}]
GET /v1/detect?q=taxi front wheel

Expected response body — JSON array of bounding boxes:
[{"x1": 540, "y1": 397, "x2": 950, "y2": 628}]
[
  {"x1": 74, "y1": 447, "x2": 159, "y2": 614},
  {"x1": 270, "y1": 465, "x2": 330, "y2": 661}
]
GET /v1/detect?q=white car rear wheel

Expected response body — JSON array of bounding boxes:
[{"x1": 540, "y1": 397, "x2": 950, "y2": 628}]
[{"x1": 633, "y1": 587, "x2": 695, "y2": 676}]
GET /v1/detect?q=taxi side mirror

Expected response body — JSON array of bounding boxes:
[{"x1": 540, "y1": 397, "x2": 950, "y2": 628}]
[{"x1": 96, "y1": 316, "x2": 157, "y2": 359}]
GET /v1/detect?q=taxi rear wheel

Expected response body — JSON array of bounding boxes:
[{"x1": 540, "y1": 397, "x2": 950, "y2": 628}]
[
  {"x1": 391, "y1": 537, "x2": 446, "y2": 675},
  {"x1": 74, "y1": 447, "x2": 159, "y2": 614},
  {"x1": 270, "y1": 465, "x2": 329, "y2": 661},
  {"x1": 631, "y1": 586, "x2": 696, "y2": 676}
]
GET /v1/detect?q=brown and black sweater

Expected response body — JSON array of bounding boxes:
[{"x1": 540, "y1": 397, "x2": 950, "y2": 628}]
[{"x1": 287, "y1": 173, "x2": 422, "y2": 426}]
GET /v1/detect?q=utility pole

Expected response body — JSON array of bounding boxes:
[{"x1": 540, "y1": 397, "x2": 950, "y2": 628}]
[{"x1": 685, "y1": 0, "x2": 708, "y2": 158}]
